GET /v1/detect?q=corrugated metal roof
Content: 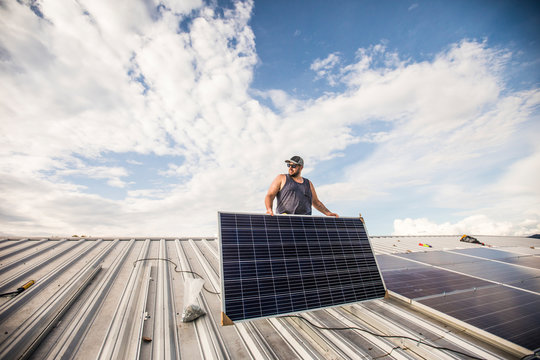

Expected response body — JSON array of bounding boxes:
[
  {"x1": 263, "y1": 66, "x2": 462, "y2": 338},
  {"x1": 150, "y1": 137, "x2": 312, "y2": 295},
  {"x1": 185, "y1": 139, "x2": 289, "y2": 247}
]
[{"x1": 0, "y1": 235, "x2": 537, "y2": 359}]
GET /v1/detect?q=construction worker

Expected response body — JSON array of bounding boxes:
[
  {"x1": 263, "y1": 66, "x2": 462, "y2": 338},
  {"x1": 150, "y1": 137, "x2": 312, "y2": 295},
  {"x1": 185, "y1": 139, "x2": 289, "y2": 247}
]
[{"x1": 265, "y1": 155, "x2": 338, "y2": 217}]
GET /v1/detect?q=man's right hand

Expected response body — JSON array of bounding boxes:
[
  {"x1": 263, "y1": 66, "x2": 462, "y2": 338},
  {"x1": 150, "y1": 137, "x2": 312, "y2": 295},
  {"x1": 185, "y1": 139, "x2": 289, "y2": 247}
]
[{"x1": 266, "y1": 209, "x2": 274, "y2": 216}]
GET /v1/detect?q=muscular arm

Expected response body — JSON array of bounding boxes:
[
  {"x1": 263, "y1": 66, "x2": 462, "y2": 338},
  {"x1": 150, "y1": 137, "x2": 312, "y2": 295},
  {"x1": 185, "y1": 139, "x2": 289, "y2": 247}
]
[
  {"x1": 265, "y1": 174, "x2": 285, "y2": 215},
  {"x1": 310, "y1": 181, "x2": 338, "y2": 217}
]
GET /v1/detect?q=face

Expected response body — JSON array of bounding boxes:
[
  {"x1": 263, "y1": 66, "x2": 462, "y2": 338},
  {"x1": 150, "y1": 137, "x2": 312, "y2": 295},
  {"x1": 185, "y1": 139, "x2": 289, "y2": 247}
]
[{"x1": 287, "y1": 163, "x2": 302, "y2": 177}]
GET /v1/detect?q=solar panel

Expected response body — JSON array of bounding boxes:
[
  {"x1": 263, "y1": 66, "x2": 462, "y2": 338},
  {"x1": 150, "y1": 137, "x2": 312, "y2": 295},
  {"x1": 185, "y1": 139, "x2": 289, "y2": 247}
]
[
  {"x1": 452, "y1": 247, "x2": 528, "y2": 260},
  {"x1": 499, "y1": 256, "x2": 540, "y2": 270},
  {"x1": 395, "y1": 250, "x2": 477, "y2": 266},
  {"x1": 393, "y1": 251, "x2": 540, "y2": 291},
  {"x1": 378, "y1": 251, "x2": 540, "y2": 351},
  {"x1": 419, "y1": 285, "x2": 540, "y2": 351},
  {"x1": 452, "y1": 248, "x2": 540, "y2": 269},
  {"x1": 219, "y1": 212, "x2": 386, "y2": 324},
  {"x1": 380, "y1": 265, "x2": 492, "y2": 299},
  {"x1": 442, "y1": 261, "x2": 540, "y2": 290}
]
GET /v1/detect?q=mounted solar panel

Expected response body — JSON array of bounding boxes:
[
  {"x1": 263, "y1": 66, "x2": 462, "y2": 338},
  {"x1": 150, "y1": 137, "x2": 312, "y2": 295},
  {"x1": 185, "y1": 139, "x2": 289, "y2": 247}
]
[
  {"x1": 218, "y1": 212, "x2": 386, "y2": 325},
  {"x1": 378, "y1": 249, "x2": 540, "y2": 351},
  {"x1": 420, "y1": 285, "x2": 540, "y2": 351}
]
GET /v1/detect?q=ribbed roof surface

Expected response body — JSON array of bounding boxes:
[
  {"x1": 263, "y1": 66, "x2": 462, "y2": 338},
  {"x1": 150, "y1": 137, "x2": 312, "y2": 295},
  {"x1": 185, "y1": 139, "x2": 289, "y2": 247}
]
[{"x1": 0, "y1": 235, "x2": 537, "y2": 359}]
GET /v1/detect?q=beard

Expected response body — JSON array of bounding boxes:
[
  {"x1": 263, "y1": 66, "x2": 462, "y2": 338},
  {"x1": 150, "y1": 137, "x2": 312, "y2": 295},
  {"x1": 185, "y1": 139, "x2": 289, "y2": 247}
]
[{"x1": 289, "y1": 169, "x2": 300, "y2": 178}]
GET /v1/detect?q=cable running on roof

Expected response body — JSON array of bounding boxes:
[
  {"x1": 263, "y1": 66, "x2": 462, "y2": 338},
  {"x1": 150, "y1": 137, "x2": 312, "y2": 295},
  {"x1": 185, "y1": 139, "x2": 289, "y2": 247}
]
[
  {"x1": 132, "y1": 257, "x2": 484, "y2": 359},
  {"x1": 132, "y1": 258, "x2": 220, "y2": 294},
  {"x1": 279, "y1": 314, "x2": 485, "y2": 360}
]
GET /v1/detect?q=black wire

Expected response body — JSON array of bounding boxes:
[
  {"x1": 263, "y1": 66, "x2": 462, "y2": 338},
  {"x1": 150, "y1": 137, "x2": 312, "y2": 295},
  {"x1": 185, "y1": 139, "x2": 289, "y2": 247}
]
[
  {"x1": 133, "y1": 258, "x2": 220, "y2": 295},
  {"x1": 133, "y1": 259, "x2": 486, "y2": 359},
  {"x1": 372, "y1": 346, "x2": 400, "y2": 359},
  {"x1": 280, "y1": 314, "x2": 485, "y2": 360}
]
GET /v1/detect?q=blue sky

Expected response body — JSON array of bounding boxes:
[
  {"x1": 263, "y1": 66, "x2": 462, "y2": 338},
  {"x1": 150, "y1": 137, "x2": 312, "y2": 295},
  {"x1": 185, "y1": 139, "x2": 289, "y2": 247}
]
[
  {"x1": 0, "y1": 0, "x2": 539, "y2": 236},
  {"x1": 251, "y1": 0, "x2": 539, "y2": 94}
]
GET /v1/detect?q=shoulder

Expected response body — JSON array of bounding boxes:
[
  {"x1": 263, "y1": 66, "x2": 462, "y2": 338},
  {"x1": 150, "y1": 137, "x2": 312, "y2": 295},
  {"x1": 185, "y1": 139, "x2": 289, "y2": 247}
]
[
  {"x1": 271, "y1": 174, "x2": 287, "y2": 187},
  {"x1": 277, "y1": 174, "x2": 288, "y2": 190}
]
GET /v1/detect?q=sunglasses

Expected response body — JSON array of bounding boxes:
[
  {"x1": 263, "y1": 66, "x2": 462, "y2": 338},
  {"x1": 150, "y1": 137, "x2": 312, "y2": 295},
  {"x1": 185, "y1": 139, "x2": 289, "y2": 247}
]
[{"x1": 287, "y1": 164, "x2": 299, "y2": 169}]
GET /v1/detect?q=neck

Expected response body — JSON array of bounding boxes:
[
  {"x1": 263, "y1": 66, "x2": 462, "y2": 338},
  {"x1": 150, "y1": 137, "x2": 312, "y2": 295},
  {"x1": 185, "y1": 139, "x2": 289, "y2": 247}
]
[{"x1": 290, "y1": 173, "x2": 303, "y2": 182}]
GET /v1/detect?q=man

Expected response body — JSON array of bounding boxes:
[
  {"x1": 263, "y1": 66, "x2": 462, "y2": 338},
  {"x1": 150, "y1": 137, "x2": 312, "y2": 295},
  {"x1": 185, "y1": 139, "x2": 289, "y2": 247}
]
[{"x1": 265, "y1": 156, "x2": 338, "y2": 217}]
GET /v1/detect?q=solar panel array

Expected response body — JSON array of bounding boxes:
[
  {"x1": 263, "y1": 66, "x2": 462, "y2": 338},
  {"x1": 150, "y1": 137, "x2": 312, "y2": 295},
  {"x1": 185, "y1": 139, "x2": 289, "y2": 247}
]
[
  {"x1": 378, "y1": 248, "x2": 540, "y2": 351},
  {"x1": 219, "y1": 212, "x2": 386, "y2": 324}
]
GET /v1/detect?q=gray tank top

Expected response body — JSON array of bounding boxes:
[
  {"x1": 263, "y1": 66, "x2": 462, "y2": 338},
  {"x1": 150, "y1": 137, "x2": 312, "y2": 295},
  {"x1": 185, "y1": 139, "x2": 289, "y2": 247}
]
[{"x1": 276, "y1": 175, "x2": 313, "y2": 215}]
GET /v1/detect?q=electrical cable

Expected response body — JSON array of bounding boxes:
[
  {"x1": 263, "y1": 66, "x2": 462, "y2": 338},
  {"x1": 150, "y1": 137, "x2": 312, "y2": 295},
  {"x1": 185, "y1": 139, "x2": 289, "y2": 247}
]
[
  {"x1": 134, "y1": 258, "x2": 486, "y2": 359},
  {"x1": 133, "y1": 258, "x2": 220, "y2": 294},
  {"x1": 279, "y1": 314, "x2": 485, "y2": 360}
]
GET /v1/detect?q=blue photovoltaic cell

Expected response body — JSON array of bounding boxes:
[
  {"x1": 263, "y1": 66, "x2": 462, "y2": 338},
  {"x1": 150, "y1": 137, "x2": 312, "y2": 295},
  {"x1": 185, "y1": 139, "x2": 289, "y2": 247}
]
[
  {"x1": 441, "y1": 261, "x2": 540, "y2": 292},
  {"x1": 451, "y1": 248, "x2": 540, "y2": 270},
  {"x1": 451, "y1": 247, "x2": 527, "y2": 260},
  {"x1": 393, "y1": 250, "x2": 540, "y2": 292},
  {"x1": 377, "y1": 254, "x2": 492, "y2": 299},
  {"x1": 219, "y1": 212, "x2": 386, "y2": 322},
  {"x1": 395, "y1": 250, "x2": 477, "y2": 266},
  {"x1": 378, "y1": 249, "x2": 540, "y2": 350},
  {"x1": 498, "y1": 256, "x2": 540, "y2": 270},
  {"x1": 419, "y1": 285, "x2": 540, "y2": 350},
  {"x1": 375, "y1": 254, "x2": 427, "y2": 271}
]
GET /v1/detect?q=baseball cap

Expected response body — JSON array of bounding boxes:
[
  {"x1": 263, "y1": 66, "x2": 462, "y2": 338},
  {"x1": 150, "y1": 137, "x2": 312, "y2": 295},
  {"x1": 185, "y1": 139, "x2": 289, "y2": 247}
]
[{"x1": 285, "y1": 155, "x2": 304, "y2": 166}]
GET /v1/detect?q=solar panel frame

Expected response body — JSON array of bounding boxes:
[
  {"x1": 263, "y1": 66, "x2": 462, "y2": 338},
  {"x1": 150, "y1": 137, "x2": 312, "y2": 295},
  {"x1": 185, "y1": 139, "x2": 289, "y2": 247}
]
[{"x1": 218, "y1": 212, "x2": 387, "y2": 324}]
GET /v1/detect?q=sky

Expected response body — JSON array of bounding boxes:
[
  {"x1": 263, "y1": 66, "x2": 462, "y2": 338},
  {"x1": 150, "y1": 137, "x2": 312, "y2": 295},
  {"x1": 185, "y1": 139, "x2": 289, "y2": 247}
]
[{"x1": 1, "y1": 0, "x2": 539, "y2": 237}]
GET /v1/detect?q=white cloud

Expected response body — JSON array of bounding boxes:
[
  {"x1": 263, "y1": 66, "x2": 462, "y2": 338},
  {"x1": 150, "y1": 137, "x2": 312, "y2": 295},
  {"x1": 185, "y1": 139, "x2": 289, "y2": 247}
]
[
  {"x1": 311, "y1": 52, "x2": 341, "y2": 73},
  {"x1": 56, "y1": 165, "x2": 129, "y2": 188},
  {"x1": 126, "y1": 159, "x2": 143, "y2": 166},
  {"x1": 0, "y1": 0, "x2": 261, "y2": 236},
  {"x1": 302, "y1": 41, "x2": 539, "y2": 235},
  {"x1": 393, "y1": 215, "x2": 539, "y2": 236},
  {"x1": 310, "y1": 52, "x2": 342, "y2": 86},
  {"x1": 393, "y1": 215, "x2": 508, "y2": 235},
  {"x1": 0, "y1": 1, "x2": 538, "y2": 237}
]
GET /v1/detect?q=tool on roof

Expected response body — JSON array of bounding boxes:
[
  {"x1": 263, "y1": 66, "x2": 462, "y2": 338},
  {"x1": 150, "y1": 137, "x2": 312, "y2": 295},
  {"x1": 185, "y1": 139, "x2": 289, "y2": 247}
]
[
  {"x1": 0, "y1": 280, "x2": 35, "y2": 297},
  {"x1": 460, "y1": 235, "x2": 485, "y2": 246},
  {"x1": 419, "y1": 243, "x2": 432, "y2": 248}
]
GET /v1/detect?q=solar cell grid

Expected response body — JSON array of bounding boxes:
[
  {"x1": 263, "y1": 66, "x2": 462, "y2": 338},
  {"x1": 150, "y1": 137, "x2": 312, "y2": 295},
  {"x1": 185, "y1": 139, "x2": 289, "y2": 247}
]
[
  {"x1": 378, "y1": 250, "x2": 540, "y2": 351},
  {"x1": 501, "y1": 276, "x2": 540, "y2": 293},
  {"x1": 442, "y1": 261, "x2": 540, "y2": 289},
  {"x1": 395, "y1": 250, "x2": 479, "y2": 266},
  {"x1": 450, "y1": 247, "x2": 540, "y2": 270},
  {"x1": 419, "y1": 285, "x2": 540, "y2": 350},
  {"x1": 375, "y1": 254, "x2": 427, "y2": 271},
  {"x1": 501, "y1": 246, "x2": 540, "y2": 256},
  {"x1": 451, "y1": 247, "x2": 524, "y2": 260},
  {"x1": 390, "y1": 250, "x2": 540, "y2": 293},
  {"x1": 219, "y1": 212, "x2": 386, "y2": 323},
  {"x1": 381, "y1": 266, "x2": 492, "y2": 299},
  {"x1": 497, "y1": 255, "x2": 540, "y2": 270}
]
